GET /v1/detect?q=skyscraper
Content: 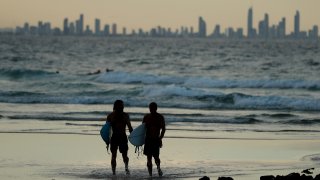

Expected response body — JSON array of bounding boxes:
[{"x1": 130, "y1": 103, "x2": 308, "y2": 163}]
[
  {"x1": 294, "y1": 11, "x2": 300, "y2": 38},
  {"x1": 247, "y1": 7, "x2": 253, "y2": 38},
  {"x1": 212, "y1": 24, "x2": 221, "y2": 38},
  {"x1": 23, "y1": 23, "x2": 29, "y2": 34},
  {"x1": 198, "y1": 16, "x2": 206, "y2": 37},
  {"x1": 95, "y1": 18, "x2": 101, "y2": 36},
  {"x1": 79, "y1": 14, "x2": 84, "y2": 35},
  {"x1": 264, "y1": 13, "x2": 269, "y2": 38},
  {"x1": 309, "y1": 25, "x2": 319, "y2": 39},
  {"x1": 76, "y1": 20, "x2": 80, "y2": 35},
  {"x1": 104, "y1": 24, "x2": 110, "y2": 36},
  {"x1": 63, "y1": 18, "x2": 69, "y2": 35},
  {"x1": 278, "y1": 17, "x2": 286, "y2": 38},
  {"x1": 69, "y1": 22, "x2": 75, "y2": 35},
  {"x1": 112, "y1": 23, "x2": 117, "y2": 36},
  {"x1": 313, "y1": 25, "x2": 319, "y2": 38},
  {"x1": 38, "y1": 21, "x2": 44, "y2": 35}
]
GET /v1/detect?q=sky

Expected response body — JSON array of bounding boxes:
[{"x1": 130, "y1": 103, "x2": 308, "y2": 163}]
[{"x1": 1, "y1": 0, "x2": 320, "y2": 34}]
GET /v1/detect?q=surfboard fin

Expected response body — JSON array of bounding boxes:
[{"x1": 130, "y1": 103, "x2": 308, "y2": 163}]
[
  {"x1": 106, "y1": 144, "x2": 110, "y2": 154},
  {"x1": 134, "y1": 146, "x2": 143, "y2": 157}
]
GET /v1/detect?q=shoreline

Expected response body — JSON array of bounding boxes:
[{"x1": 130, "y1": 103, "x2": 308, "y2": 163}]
[
  {"x1": 1, "y1": 131, "x2": 319, "y2": 141},
  {"x1": 1, "y1": 133, "x2": 320, "y2": 180}
]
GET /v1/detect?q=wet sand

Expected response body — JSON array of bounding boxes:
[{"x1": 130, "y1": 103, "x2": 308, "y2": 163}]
[{"x1": 1, "y1": 133, "x2": 320, "y2": 179}]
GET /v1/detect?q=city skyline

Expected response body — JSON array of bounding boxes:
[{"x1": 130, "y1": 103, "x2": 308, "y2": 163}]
[
  {"x1": 12, "y1": 7, "x2": 319, "y2": 39},
  {"x1": 1, "y1": 0, "x2": 320, "y2": 33}
]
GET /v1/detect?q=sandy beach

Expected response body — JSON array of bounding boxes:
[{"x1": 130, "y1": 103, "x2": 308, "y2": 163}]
[{"x1": 1, "y1": 132, "x2": 320, "y2": 180}]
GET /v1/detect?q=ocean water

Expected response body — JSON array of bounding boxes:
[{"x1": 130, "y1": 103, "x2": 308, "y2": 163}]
[{"x1": 1, "y1": 36, "x2": 320, "y2": 179}]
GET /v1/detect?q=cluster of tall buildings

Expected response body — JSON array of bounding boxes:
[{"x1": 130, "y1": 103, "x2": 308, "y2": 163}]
[
  {"x1": 246, "y1": 8, "x2": 318, "y2": 39},
  {"x1": 12, "y1": 8, "x2": 319, "y2": 39}
]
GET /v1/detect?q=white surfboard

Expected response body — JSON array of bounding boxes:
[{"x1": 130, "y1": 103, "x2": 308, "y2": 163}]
[{"x1": 128, "y1": 123, "x2": 146, "y2": 146}]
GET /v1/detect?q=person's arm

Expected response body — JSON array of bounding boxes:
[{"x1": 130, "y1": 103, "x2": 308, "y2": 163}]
[
  {"x1": 105, "y1": 114, "x2": 110, "y2": 123},
  {"x1": 142, "y1": 115, "x2": 146, "y2": 124},
  {"x1": 126, "y1": 114, "x2": 133, "y2": 133},
  {"x1": 159, "y1": 115, "x2": 166, "y2": 139}
]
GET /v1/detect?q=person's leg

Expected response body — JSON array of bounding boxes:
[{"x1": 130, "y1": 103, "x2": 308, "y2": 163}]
[
  {"x1": 119, "y1": 138, "x2": 130, "y2": 175},
  {"x1": 111, "y1": 151, "x2": 117, "y2": 175},
  {"x1": 110, "y1": 136, "x2": 118, "y2": 175},
  {"x1": 154, "y1": 155, "x2": 163, "y2": 177},
  {"x1": 122, "y1": 151, "x2": 130, "y2": 175},
  {"x1": 147, "y1": 155, "x2": 153, "y2": 176}
]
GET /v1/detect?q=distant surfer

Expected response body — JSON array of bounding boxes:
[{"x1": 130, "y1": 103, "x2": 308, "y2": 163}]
[
  {"x1": 106, "y1": 68, "x2": 113, "y2": 72},
  {"x1": 87, "y1": 69, "x2": 101, "y2": 75},
  {"x1": 106, "y1": 100, "x2": 133, "y2": 175},
  {"x1": 142, "y1": 102, "x2": 166, "y2": 177},
  {"x1": 87, "y1": 68, "x2": 113, "y2": 75}
]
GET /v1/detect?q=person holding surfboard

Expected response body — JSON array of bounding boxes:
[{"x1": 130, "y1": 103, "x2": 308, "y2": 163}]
[
  {"x1": 106, "y1": 100, "x2": 133, "y2": 175},
  {"x1": 143, "y1": 102, "x2": 166, "y2": 177}
]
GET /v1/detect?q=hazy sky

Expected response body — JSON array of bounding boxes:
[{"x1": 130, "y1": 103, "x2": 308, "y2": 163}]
[{"x1": 1, "y1": 0, "x2": 320, "y2": 34}]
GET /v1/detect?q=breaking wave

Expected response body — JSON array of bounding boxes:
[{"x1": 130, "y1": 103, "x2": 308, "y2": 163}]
[
  {"x1": 0, "y1": 89, "x2": 319, "y2": 111},
  {"x1": 95, "y1": 71, "x2": 320, "y2": 90}
]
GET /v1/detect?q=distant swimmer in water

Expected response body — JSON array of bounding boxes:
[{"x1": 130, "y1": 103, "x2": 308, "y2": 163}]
[
  {"x1": 87, "y1": 68, "x2": 113, "y2": 75},
  {"x1": 87, "y1": 69, "x2": 101, "y2": 75},
  {"x1": 106, "y1": 68, "x2": 113, "y2": 72}
]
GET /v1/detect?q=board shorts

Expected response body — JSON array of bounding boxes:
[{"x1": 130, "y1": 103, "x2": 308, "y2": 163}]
[
  {"x1": 143, "y1": 137, "x2": 161, "y2": 157},
  {"x1": 110, "y1": 134, "x2": 128, "y2": 154}
]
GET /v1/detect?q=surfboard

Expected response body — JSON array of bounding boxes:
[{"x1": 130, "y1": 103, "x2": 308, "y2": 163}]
[
  {"x1": 128, "y1": 123, "x2": 146, "y2": 146},
  {"x1": 100, "y1": 122, "x2": 112, "y2": 145}
]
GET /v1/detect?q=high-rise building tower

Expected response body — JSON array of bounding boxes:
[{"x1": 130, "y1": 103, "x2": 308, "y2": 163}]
[
  {"x1": 63, "y1": 18, "x2": 69, "y2": 35},
  {"x1": 190, "y1": 27, "x2": 194, "y2": 36},
  {"x1": 213, "y1": 24, "x2": 221, "y2": 38},
  {"x1": 281, "y1": 17, "x2": 286, "y2": 38},
  {"x1": 277, "y1": 17, "x2": 286, "y2": 38},
  {"x1": 247, "y1": 7, "x2": 253, "y2": 38},
  {"x1": 79, "y1": 14, "x2": 84, "y2": 35},
  {"x1": 95, "y1": 18, "x2": 101, "y2": 36},
  {"x1": 313, "y1": 25, "x2": 319, "y2": 38},
  {"x1": 104, "y1": 24, "x2": 110, "y2": 36},
  {"x1": 294, "y1": 11, "x2": 300, "y2": 38},
  {"x1": 264, "y1": 13, "x2": 269, "y2": 38},
  {"x1": 112, "y1": 23, "x2": 117, "y2": 36},
  {"x1": 69, "y1": 22, "x2": 75, "y2": 35},
  {"x1": 198, "y1": 16, "x2": 206, "y2": 37},
  {"x1": 23, "y1": 23, "x2": 29, "y2": 34},
  {"x1": 309, "y1": 25, "x2": 319, "y2": 39}
]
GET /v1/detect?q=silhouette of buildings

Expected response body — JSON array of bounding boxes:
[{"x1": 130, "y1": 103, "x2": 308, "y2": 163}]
[
  {"x1": 112, "y1": 23, "x2": 117, "y2": 36},
  {"x1": 11, "y1": 8, "x2": 319, "y2": 40},
  {"x1": 247, "y1": 7, "x2": 255, "y2": 38},
  {"x1": 212, "y1": 25, "x2": 221, "y2": 38},
  {"x1": 258, "y1": 13, "x2": 269, "y2": 39},
  {"x1": 198, "y1": 16, "x2": 207, "y2": 38},
  {"x1": 294, "y1": 11, "x2": 300, "y2": 38},
  {"x1": 95, "y1": 19, "x2": 101, "y2": 36},
  {"x1": 63, "y1": 18, "x2": 69, "y2": 35}
]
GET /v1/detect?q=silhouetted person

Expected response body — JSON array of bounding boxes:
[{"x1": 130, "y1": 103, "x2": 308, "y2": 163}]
[
  {"x1": 107, "y1": 100, "x2": 133, "y2": 175},
  {"x1": 87, "y1": 69, "x2": 101, "y2": 75},
  {"x1": 143, "y1": 102, "x2": 166, "y2": 177},
  {"x1": 106, "y1": 68, "x2": 113, "y2": 72}
]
